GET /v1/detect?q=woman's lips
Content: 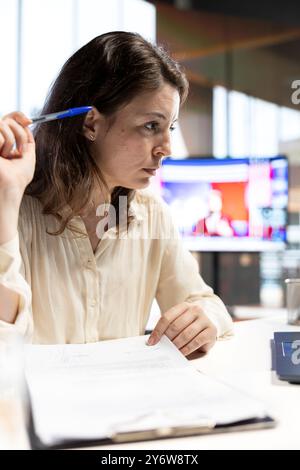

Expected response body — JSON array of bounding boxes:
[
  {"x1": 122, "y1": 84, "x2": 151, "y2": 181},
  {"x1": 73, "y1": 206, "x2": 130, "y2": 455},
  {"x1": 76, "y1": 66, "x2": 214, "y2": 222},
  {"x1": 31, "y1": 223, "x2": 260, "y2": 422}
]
[{"x1": 143, "y1": 168, "x2": 157, "y2": 176}]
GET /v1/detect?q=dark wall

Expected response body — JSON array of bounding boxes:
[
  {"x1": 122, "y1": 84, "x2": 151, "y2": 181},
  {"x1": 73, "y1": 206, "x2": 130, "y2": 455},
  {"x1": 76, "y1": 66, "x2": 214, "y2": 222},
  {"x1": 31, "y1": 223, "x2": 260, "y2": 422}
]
[{"x1": 199, "y1": 252, "x2": 260, "y2": 306}]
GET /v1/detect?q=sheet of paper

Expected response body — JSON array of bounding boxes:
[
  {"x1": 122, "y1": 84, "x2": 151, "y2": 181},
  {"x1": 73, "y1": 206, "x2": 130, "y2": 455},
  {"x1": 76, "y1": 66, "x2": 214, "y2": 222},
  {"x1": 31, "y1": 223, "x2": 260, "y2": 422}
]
[{"x1": 25, "y1": 335, "x2": 267, "y2": 446}]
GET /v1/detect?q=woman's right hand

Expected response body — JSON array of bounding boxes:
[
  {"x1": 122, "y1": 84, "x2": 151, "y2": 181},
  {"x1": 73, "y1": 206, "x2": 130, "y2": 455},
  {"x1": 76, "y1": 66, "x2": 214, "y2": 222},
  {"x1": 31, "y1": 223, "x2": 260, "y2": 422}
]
[{"x1": 0, "y1": 111, "x2": 36, "y2": 199}]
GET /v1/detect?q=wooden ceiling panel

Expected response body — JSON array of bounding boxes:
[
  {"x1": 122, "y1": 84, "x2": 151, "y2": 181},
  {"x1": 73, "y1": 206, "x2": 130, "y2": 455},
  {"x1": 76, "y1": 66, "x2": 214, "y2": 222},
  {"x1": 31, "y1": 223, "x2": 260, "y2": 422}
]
[{"x1": 154, "y1": 2, "x2": 300, "y2": 109}]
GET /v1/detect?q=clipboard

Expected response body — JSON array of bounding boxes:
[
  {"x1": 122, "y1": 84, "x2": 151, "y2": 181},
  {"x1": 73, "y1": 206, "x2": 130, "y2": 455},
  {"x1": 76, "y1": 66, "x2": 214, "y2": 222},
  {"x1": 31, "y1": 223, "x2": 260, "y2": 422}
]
[
  {"x1": 26, "y1": 392, "x2": 276, "y2": 450},
  {"x1": 24, "y1": 336, "x2": 276, "y2": 449}
]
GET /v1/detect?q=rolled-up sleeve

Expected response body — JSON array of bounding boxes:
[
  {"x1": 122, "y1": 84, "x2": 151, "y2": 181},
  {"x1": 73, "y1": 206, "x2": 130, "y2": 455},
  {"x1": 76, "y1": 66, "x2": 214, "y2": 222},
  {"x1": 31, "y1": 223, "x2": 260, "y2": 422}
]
[
  {"x1": 155, "y1": 202, "x2": 233, "y2": 339},
  {"x1": 0, "y1": 233, "x2": 33, "y2": 340}
]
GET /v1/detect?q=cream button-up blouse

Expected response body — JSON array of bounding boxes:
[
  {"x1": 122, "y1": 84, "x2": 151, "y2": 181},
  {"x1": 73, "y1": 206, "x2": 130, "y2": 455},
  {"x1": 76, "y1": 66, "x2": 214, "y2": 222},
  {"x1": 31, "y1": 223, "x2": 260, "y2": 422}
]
[{"x1": 0, "y1": 190, "x2": 233, "y2": 344}]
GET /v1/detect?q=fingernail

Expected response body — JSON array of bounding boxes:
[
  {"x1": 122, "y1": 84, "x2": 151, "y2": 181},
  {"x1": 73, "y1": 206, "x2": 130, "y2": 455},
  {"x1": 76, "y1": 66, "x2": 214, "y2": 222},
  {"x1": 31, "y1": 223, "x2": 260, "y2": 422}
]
[{"x1": 147, "y1": 335, "x2": 156, "y2": 346}]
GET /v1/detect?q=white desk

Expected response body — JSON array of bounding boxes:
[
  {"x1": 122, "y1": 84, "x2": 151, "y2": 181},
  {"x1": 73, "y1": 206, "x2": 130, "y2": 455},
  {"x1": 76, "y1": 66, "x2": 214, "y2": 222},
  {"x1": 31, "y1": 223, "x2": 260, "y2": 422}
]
[
  {"x1": 96, "y1": 314, "x2": 300, "y2": 450},
  {"x1": 4, "y1": 314, "x2": 300, "y2": 450}
]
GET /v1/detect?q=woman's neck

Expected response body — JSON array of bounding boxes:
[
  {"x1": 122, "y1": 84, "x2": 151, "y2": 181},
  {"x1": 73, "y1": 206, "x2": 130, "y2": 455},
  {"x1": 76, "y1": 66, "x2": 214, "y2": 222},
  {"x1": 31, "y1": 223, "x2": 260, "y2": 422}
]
[{"x1": 79, "y1": 187, "x2": 113, "y2": 219}]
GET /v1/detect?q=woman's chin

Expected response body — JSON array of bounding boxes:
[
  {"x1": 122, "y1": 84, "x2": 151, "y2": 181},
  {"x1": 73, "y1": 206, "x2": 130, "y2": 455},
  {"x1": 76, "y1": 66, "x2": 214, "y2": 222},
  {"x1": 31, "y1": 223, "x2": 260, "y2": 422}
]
[
  {"x1": 138, "y1": 179, "x2": 151, "y2": 189},
  {"x1": 125, "y1": 178, "x2": 151, "y2": 190}
]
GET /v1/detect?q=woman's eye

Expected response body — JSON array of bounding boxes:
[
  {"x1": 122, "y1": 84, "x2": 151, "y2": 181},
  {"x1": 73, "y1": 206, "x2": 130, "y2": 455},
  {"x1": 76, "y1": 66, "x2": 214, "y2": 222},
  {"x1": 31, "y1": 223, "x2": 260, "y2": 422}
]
[
  {"x1": 144, "y1": 122, "x2": 159, "y2": 132},
  {"x1": 144, "y1": 122, "x2": 177, "y2": 133}
]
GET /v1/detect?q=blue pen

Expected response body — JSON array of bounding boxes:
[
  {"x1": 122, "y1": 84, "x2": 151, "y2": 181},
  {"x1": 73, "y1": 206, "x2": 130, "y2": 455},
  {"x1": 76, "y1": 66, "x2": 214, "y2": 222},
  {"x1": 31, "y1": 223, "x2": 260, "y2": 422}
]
[{"x1": 31, "y1": 106, "x2": 92, "y2": 123}]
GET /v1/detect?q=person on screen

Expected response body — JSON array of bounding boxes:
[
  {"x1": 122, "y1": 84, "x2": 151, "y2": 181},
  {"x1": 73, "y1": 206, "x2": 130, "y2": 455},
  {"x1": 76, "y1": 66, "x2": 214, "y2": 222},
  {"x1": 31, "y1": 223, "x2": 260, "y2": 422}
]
[
  {"x1": 193, "y1": 189, "x2": 234, "y2": 237},
  {"x1": 0, "y1": 32, "x2": 233, "y2": 354}
]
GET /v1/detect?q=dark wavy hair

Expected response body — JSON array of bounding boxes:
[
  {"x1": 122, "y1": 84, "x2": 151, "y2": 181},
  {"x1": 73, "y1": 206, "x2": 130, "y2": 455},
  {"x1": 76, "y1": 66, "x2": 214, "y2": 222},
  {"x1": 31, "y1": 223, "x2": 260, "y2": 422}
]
[{"x1": 25, "y1": 31, "x2": 189, "y2": 235}]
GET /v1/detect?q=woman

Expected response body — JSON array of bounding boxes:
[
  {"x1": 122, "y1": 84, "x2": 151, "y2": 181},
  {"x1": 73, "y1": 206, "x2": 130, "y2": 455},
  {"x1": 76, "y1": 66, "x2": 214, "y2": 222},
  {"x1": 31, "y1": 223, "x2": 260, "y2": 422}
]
[{"x1": 0, "y1": 31, "x2": 233, "y2": 353}]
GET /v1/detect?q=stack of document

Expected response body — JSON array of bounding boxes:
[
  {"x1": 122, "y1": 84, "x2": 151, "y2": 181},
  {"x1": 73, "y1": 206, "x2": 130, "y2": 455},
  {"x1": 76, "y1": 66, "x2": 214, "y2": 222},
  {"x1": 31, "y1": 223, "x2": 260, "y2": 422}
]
[{"x1": 25, "y1": 335, "x2": 275, "y2": 448}]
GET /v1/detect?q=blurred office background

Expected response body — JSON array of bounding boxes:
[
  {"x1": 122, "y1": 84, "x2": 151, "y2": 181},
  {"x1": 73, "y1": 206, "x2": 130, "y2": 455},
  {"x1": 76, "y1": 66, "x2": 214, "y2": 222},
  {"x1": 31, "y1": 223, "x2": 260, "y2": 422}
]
[
  {"x1": 151, "y1": 0, "x2": 300, "y2": 313},
  {"x1": 2, "y1": 0, "x2": 300, "y2": 315}
]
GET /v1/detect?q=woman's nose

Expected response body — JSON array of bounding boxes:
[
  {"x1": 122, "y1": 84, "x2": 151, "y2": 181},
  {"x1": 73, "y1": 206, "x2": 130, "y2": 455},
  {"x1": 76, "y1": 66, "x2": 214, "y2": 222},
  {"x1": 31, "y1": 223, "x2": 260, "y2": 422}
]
[{"x1": 153, "y1": 134, "x2": 172, "y2": 159}]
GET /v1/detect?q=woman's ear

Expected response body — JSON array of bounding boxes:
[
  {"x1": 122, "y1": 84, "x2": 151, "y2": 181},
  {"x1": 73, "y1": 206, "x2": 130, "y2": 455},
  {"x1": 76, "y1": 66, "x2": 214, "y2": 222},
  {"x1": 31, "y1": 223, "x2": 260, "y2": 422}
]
[{"x1": 82, "y1": 107, "x2": 103, "y2": 141}]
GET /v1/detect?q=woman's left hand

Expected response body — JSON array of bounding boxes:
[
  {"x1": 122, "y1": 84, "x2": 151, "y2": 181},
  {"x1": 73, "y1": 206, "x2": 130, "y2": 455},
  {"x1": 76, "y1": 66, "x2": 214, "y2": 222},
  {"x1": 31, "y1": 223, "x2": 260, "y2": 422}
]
[{"x1": 147, "y1": 301, "x2": 217, "y2": 356}]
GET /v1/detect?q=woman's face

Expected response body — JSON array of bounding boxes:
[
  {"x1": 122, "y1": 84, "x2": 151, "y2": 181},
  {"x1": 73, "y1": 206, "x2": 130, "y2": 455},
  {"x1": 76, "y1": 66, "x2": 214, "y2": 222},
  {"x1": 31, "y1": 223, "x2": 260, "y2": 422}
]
[{"x1": 85, "y1": 83, "x2": 180, "y2": 191}]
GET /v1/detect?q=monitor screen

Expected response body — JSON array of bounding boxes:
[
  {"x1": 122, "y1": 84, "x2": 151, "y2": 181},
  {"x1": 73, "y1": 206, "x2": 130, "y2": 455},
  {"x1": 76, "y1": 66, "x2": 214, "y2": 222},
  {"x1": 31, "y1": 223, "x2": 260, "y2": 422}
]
[{"x1": 155, "y1": 156, "x2": 288, "y2": 252}]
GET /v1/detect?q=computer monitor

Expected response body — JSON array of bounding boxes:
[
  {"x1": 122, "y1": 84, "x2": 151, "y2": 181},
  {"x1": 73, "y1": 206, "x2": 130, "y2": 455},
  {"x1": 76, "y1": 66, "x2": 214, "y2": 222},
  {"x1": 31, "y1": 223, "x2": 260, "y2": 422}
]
[{"x1": 157, "y1": 156, "x2": 288, "y2": 252}]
